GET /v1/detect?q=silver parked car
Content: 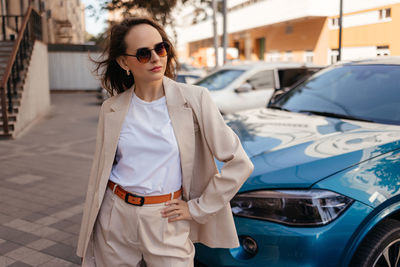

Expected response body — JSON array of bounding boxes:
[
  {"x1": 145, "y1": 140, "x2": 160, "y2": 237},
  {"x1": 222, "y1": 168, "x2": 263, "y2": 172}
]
[{"x1": 195, "y1": 62, "x2": 322, "y2": 114}]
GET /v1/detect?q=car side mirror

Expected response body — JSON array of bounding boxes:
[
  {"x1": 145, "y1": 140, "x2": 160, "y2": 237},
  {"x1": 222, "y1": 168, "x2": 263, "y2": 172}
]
[{"x1": 234, "y1": 83, "x2": 252, "y2": 93}]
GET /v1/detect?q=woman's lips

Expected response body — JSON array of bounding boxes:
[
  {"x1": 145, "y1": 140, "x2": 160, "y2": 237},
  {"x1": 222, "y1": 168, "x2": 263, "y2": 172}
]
[{"x1": 150, "y1": 66, "x2": 162, "y2": 72}]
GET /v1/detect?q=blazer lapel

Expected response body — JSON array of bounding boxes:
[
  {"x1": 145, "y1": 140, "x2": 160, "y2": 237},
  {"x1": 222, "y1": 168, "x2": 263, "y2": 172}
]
[
  {"x1": 163, "y1": 77, "x2": 195, "y2": 200},
  {"x1": 100, "y1": 88, "x2": 133, "y2": 200}
]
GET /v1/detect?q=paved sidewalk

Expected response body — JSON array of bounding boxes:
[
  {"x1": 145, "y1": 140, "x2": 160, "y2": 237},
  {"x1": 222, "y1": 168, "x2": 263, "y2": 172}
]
[{"x1": 0, "y1": 92, "x2": 101, "y2": 267}]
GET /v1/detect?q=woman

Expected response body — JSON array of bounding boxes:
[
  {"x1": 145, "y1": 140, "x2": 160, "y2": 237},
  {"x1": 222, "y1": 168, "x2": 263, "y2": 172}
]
[{"x1": 77, "y1": 16, "x2": 253, "y2": 267}]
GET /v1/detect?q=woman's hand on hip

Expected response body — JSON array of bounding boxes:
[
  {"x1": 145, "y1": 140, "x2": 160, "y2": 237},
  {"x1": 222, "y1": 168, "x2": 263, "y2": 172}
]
[{"x1": 161, "y1": 199, "x2": 193, "y2": 222}]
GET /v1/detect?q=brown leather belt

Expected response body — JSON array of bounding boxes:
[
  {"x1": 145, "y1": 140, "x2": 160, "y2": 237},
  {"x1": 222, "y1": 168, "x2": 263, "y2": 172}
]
[{"x1": 107, "y1": 180, "x2": 182, "y2": 206}]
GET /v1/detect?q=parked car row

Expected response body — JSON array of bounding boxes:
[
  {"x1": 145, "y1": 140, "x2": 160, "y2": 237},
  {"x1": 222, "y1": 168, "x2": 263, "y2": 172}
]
[
  {"x1": 194, "y1": 62, "x2": 322, "y2": 114},
  {"x1": 195, "y1": 57, "x2": 400, "y2": 267}
]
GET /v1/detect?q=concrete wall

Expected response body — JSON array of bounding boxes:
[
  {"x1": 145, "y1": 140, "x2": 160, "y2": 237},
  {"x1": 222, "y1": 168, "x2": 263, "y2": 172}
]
[
  {"x1": 14, "y1": 41, "x2": 51, "y2": 137},
  {"x1": 48, "y1": 51, "x2": 101, "y2": 90}
]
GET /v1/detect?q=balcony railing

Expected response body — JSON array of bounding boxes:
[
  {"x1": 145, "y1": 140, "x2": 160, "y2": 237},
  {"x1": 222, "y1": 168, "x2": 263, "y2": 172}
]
[
  {"x1": 1, "y1": 15, "x2": 25, "y2": 41},
  {"x1": 0, "y1": 7, "x2": 42, "y2": 135}
]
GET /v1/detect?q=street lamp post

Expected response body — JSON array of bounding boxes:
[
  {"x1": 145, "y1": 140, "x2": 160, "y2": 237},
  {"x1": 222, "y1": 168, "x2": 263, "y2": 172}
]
[
  {"x1": 222, "y1": 0, "x2": 227, "y2": 65},
  {"x1": 212, "y1": 0, "x2": 219, "y2": 68},
  {"x1": 338, "y1": 0, "x2": 343, "y2": 61}
]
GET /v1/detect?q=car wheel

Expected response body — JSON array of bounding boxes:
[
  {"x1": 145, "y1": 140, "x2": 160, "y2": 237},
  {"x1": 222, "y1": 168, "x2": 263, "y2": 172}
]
[{"x1": 350, "y1": 219, "x2": 400, "y2": 267}]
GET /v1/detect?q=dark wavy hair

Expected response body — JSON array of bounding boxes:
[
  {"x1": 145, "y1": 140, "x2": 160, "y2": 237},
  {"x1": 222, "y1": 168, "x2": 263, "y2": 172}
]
[{"x1": 94, "y1": 17, "x2": 178, "y2": 96}]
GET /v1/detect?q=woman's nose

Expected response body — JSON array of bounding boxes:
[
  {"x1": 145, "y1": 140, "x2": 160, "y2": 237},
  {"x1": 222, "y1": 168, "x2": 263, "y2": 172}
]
[{"x1": 150, "y1": 50, "x2": 160, "y2": 62}]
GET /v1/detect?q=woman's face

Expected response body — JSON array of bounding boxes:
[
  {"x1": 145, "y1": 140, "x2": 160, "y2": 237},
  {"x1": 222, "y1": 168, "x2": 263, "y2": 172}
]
[{"x1": 121, "y1": 24, "x2": 168, "y2": 84}]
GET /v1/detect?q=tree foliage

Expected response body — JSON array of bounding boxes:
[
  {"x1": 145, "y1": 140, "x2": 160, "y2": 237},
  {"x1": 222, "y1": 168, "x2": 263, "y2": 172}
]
[
  {"x1": 95, "y1": 0, "x2": 222, "y2": 26},
  {"x1": 99, "y1": 0, "x2": 182, "y2": 25},
  {"x1": 86, "y1": 0, "x2": 223, "y2": 45}
]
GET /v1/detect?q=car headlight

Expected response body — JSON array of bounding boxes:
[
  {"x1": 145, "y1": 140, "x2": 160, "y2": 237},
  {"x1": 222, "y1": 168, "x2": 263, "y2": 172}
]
[{"x1": 230, "y1": 189, "x2": 354, "y2": 226}]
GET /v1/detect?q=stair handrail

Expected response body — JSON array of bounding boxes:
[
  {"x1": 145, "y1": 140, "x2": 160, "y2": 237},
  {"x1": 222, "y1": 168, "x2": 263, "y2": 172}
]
[{"x1": 0, "y1": 6, "x2": 41, "y2": 135}]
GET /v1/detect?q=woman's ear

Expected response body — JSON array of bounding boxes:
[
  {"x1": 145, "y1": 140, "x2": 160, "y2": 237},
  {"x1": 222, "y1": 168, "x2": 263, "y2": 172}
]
[{"x1": 116, "y1": 56, "x2": 128, "y2": 71}]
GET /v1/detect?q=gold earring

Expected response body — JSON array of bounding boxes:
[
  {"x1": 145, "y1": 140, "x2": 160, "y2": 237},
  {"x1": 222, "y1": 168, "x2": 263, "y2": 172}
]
[{"x1": 126, "y1": 69, "x2": 130, "y2": 76}]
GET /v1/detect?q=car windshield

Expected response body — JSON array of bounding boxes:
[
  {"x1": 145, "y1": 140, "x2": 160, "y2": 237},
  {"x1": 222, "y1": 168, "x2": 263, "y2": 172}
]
[
  {"x1": 273, "y1": 64, "x2": 400, "y2": 125},
  {"x1": 195, "y1": 69, "x2": 244, "y2": 91}
]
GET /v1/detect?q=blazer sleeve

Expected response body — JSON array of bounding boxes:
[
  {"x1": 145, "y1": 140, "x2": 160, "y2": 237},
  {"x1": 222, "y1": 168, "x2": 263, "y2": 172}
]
[{"x1": 187, "y1": 88, "x2": 254, "y2": 224}]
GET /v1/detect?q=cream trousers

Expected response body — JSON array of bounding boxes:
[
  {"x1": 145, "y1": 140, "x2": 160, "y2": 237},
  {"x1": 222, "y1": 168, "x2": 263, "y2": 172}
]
[{"x1": 88, "y1": 188, "x2": 194, "y2": 267}]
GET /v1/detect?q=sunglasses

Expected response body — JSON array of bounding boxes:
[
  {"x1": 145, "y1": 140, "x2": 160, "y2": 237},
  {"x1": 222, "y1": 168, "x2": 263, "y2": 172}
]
[{"x1": 124, "y1": 41, "x2": 170, "y2": 63}]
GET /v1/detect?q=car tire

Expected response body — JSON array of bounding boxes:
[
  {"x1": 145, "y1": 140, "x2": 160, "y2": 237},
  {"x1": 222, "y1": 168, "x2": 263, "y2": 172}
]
[{"x1": 350, "y1": 218, "x2": 400, "y2": 267}]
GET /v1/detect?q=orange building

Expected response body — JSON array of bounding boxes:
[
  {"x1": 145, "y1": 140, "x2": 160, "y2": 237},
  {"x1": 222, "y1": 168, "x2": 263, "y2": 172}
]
[{"x1": 178, "y1": 0, "x2": 400, "y2": 66}]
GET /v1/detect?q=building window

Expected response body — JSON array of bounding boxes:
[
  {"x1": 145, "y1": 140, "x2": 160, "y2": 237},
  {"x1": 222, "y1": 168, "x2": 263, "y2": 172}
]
[
  {"x1": 267, "y1": 52, "x2": 280, "y2": 62},
  {"x1": 330, "y1": 17, "x2": 340, "y2": 28},
  {"x1": 330, "y1": 49, "x2": 339, "y2": 64},
  {"x1": 379, "y1": 8, "x2": 391, "y2": 20},
  {"x1": 283, "y1": 51, "x2": 293, "y2": 62},
  {"x1": 377, "y1": 45, "x2": 390, "y2": 56},
  {"x1": 285, "y1": 25, "x2": 293, "y2": 34},
  {"x1": 304, "y1": 50, "x2": 314, "y2": 63}
]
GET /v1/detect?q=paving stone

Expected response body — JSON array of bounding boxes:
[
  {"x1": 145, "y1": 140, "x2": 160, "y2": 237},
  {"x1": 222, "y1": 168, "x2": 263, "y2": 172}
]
[
  {"x1": 34, "y1": 217, "x2": 59, "y2": 227},
  {"x1": 5, "y1": 247, "x2": 37, "y2": 261},
  {"x1": 0, "y1": 256, "x2": 16, "y2": 266},
  {"x1": 0, "y1": 213, "x2": 14, "y2": 224},
  {"x1": 6, "y1": 232, "x2": 41, "y2": 246},
  {"x1": 0, "y1": 225, "x2": 27, "y2": 242},
  {"x1": 6, "y1": 262, "x2": 33, "y2": 267},
  {"x1": 25, "y1": 239, "x2": 56, "y2": 251},
  {"x1": 48, "y1": 220, "x2": 74, "y2": 232},
  {"x1": 64, "y1": 214, "x2": 82, "y2": 225},
  {"x1": 7, "y1": 261, "x2": 32, "y2": 267},
  {"x1": 3, "y1": 220, "x2": 43, "y2": 237},
  {"x1": 60, "y1": 235, "x2": 79, "y2": 247},
  {"x1": 6, "y1": 174, "x2": 46, "y2": 185},
  {"x1": 35, "y1": 208, "x2": 60, "y2": 217},
  {"x1": 0, "y1": 241, "x2": 20, "y2": 255},
  {"x1": 38, "y1": 257, "x2": 76, "y2": 267},
  {"x1": 32, "y1": 227, "x2": 59, "y2": 238},
  {"x1": 63, "y1": 224, "x2": 80, "y2": 235},
  {"x1": 45, "y1": 230, "x2": 73, "y2": 243},
  {"x1": 19, "y1": 251, "x2": 54, "y2": 266},
  {"x1": 22, "y1": 213, "x2": 47, "y2": 223},
  {"x1": 41, "y1": 243, "x2": 80, "y2": 264}
]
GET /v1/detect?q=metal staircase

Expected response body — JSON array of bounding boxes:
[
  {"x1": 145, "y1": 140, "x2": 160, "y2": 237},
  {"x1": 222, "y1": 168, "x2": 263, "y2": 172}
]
[{"x1": 0, "y1": 7, "x2": 42, "y2": 138}]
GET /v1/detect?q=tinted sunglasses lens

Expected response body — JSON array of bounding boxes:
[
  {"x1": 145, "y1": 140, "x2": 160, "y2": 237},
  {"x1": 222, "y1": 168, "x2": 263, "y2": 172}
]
[
  {"x1": 155, "y1": 42, "x2": 169, "y2": 57},
  {"x1": 136, "y1": 48, "x2": 151, "y2": 63}
]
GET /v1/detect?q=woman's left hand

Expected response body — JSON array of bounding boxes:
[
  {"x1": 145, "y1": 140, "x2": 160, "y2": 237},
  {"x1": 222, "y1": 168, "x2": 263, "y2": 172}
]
[{"x1": 161, "y1": 199, "x2": 193, "y2": 223}]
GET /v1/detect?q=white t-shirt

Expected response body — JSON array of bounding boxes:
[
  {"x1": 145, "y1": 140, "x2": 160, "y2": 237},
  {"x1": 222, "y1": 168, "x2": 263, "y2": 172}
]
[{"x1": 109, "y1": 92, "x2": 182, "y2": 196}]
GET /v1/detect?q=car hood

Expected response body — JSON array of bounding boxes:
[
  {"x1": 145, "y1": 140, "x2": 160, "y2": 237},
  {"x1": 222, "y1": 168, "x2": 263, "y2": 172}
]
[{"x1": 223, "y1": 109, "x2": 400, "y2": 191}]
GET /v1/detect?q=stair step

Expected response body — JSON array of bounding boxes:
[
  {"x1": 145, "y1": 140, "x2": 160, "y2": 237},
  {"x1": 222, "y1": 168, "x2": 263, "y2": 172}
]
[
  {"x1": 0, "y1": 123, "x2": 14, "y2": 131},
  {"x1": 0, "y1": 133, "x2": 13, "y2": 139},
  {"x1": 0, "y1": 107, "x2": 19, "y2": 114},
  {"x1": 0, "y1": 114, "x2": 17, "y2": 121},
  {"x1": 0, "y1": 48, "x2": 13, "y2": 53},
  {"x1": 0, "y1": 118, "x2": 16, "y2": 125},
  {"x1": 0, "y1": 41, "x2": 14, "y2": 45}
]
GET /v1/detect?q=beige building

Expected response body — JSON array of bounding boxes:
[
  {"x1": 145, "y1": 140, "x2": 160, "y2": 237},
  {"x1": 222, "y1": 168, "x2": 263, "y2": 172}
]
[
  {"x1": 43, "y1": 0, "x2": 86, "y2": 44},
  {"x1": 0, "y1": 0, "x2": 86, "y2": 44}
]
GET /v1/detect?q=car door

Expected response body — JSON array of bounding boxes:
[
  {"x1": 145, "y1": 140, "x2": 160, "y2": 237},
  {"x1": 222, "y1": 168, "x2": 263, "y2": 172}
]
[{"x1": 230, "y1": 69, "x2": 275, "y2": 112}]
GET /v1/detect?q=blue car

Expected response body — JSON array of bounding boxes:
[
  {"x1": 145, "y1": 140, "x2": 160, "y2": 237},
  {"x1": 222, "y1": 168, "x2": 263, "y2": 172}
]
[{"x1": 194, "y1": 57, "x2": 400, "y2": 267}]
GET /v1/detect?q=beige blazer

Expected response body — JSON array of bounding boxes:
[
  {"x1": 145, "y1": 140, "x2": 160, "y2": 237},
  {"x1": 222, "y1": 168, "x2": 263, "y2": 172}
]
[{"x1": 76, "y1": 76, "x2": 254, "y2": 260}]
